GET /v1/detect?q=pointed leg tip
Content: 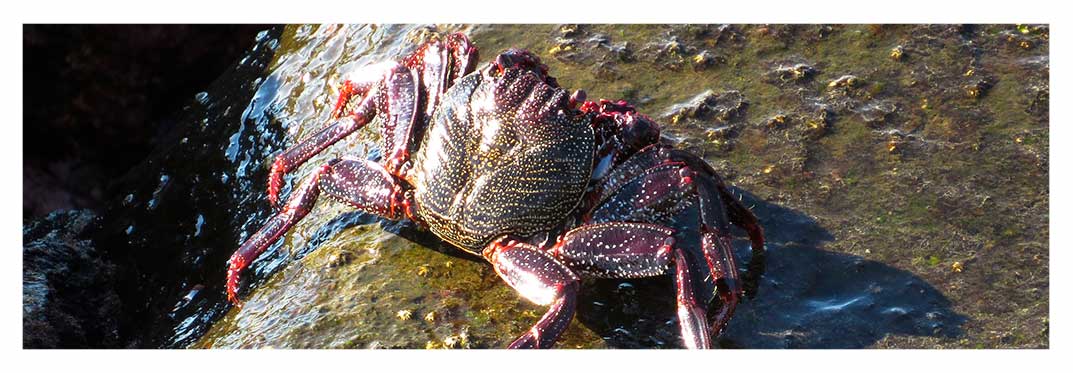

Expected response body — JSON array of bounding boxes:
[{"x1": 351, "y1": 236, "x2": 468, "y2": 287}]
[
  {"x1": 225, "y1": 275, "x2": 246, "y2": 309},
  {"x1": 226, "y1": 291, "x2": 241, "y2": 308},
  {"x1": 226, "y1": 255, "x2": 248, "y2": 308}
]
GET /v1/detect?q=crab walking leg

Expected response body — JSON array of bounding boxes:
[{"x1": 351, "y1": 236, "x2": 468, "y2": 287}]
[
  {"x1": 268, "y1": 99, "x2": 376, "y2": 206},
  {"x1": 550, "y1": 222, "x2": 713, "y2": 349},
  {"x1": 483, "y1": 239, "x2": 580, "y2": 349},
  {"x1": 718, "y1": 184, "x2": 767, "y2": 298},
  {"x1": 673, "y1": 249, "x2": 712, "y2": 349},
  {"x1": 687, "y1": 167, "x2": 757, "y2": 335},
  {"x1": 699, "y1": 233, "x2": 740, "y2": 336},
  {"x1": 227, "y1": 166, "x2": 327, "y2": 305},
  {"x1": 268, "y1": 65, "x2": 423, "y2": 206},
  {"x1": 227, "y1": 159, "x2": 411, "y2": 305}
]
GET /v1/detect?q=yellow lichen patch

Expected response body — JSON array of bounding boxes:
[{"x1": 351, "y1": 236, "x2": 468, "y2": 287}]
[
  {"x1": 705, "y1": 128, "x2": 731, "y2": 147},
  {"x1": 966, "y1": 85, "x2": 982, "y2": 99},
  {"x1": 807, "y1": 120, "x2": 822, "y2": 129},
  {"x1": 890, "y1": 45, "x2": 904, "y2": 60},
  {"x1": 548, "y1": 44, "x2": 574, "y2": 57},
  {"x1": 767, "y1": 114, "x2": 788, "y2": 129},
  {"x1": 666, "y1": 41, "x2": 680, "y2": 54},
  {"x1": 693, "y1": 54, "x2": 705, "y2": 64}
]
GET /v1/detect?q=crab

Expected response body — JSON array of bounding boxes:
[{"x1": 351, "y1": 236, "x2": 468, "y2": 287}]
[{"x1": 225, "y1": 32, "x2": 766, "y2": 349}]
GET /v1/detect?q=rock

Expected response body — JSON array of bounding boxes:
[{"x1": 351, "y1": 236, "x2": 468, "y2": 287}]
[
  {"x1": 663, "y1": 90, "x2": 748, "y2": 125},
  {"x1": 691, "y1": 50, "x2": 723, "y2": 71},
  {"x1": 828, "y1": 75, "x2": 863, "y2": 90},
  {"x1": 857, "y1": 100, "x2": 898, "y2": 124},
  {"x1": 964, "y1": 77, "x2": 995, "y2": 99},
  {"x1": 768, "y1": 62, "x2": 817, "y2": 84},
  {"x1": 23, "y1": 210, "x2": 121, "y2": 348}
]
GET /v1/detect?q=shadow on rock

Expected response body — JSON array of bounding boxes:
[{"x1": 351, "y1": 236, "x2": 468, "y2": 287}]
[
  {"x1": 575, "y1": 189, "x2": 967, "y2": 349},
  {"x1": 244, "y1": 188, "x2": 965, "y2": 349}
]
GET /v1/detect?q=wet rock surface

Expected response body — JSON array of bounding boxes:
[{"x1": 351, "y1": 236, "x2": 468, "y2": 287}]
[
  {"x1": 193, "y1": 24, "x2": 1045, "y2": 349},
  {"x1": 26, "y1": 24, "x2": 1047, "y2": 349},
  {"x1": 23, "y1": 25, "x2": 267, "y2": 219},
  {"x1": 72, "y1": 26, "x2": 287, "y2": 348},
  {"x1": 23, "y1": 210, "x2": 120, "y2": 348}
]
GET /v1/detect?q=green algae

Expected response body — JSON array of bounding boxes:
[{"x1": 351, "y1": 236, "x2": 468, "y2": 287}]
[{"x1": 195, "y1": 24, "x2": 1048, "y2": 349}]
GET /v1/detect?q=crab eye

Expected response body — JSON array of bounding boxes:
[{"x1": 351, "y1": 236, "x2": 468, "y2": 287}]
[{"x1": 619, "y1": 115, "x2": 660, "y2": 152}]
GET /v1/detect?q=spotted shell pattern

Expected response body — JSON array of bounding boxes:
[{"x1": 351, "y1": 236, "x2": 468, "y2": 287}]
[{"x1": 410, "y1": 68, "x2": 594, "y2": 253}]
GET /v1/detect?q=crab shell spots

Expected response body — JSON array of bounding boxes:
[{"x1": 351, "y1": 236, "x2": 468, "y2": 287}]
[
  {"x1": 411, "y1": 69, "x2": 594, "y2": 253},
  {"x1": 557, "y1": 223, "x2": 675, "y2": 278}
]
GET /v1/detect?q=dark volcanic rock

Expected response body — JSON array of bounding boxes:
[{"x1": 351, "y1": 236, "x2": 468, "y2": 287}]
[{"x1": 23, "y1": 210, "x2": 121, "y2": 348}]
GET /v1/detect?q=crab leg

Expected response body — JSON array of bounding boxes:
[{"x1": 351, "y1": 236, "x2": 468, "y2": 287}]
[
  {"x1": 228, "y1": 158, "x2": 411, "y2": 305},
  {"x1": 267, "y1": 81, "x2": 380, "y2": 207},
  {"x1": 269, "y1": 64, "x2": 422, "y2": 206},
  {"x1": 551, "y1": 221, "x2": 712, "y2": 349},
  {"x1": 582, "y1": 143, "x2": 768, "y2": 346},
  {"x1": 673, "y1": 248, "x2": 712, "y2": 349},
  {"x1": 719, "y1": 184, "x2": 766, "y2": 298},
  {"x1": 681, "y1": 159, "x2": 765, "y2": 334},
  {"x1": 268, "y1": 34, "x2": 479, "y2": 207},
  {"x1": 698, "y1": 230, "x2": 740, "y2": 336},
  {"x1": 483, "y1": 238, "x2": 580, "y2": 349}
]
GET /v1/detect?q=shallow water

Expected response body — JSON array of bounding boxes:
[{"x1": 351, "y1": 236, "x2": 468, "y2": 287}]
[{"x1": 127, "y1": 24, "x2": 1048, "y2": 349}]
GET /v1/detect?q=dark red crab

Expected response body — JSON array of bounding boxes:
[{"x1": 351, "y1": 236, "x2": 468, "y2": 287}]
[{"x1": 226, "y1": 32, "x2": 766, "y2": 349}]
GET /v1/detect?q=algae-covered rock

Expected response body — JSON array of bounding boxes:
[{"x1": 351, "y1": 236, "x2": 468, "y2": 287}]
[{"x1": 43, "y1": 24, "x2": 1043, "y2": 349}]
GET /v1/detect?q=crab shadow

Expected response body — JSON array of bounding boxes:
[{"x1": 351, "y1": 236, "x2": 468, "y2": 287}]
[
  {"x1": 291, "y1": 189, "x2": 966, "y2": 349},
  {"x1": 575, "y1": 189, "x2": 967, "y2": 349}
]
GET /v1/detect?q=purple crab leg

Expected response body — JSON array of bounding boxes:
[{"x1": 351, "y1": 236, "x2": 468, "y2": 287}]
[
  {"x1": 228, "y1": 158, "x2": 412, "y2": 306},
  {"x1": 269, "y1": 34, "x2": 479, "y2": 207},
  {"x1": 679, "y1": 153, "x2": 765, "y2": 334},
  {"x1": 674, "y1": 248, "x2": 712, "y2": 349},
  {"x1": 483, "y1": 238, "x2": 580, "y2": 349},
  {"x1": 269, "y1": 63, "x2": 421, "y2": 205},
  {"x1": 378, "y1": 66, "x2": 422, "y2": 176},
  {"x1": 268, "y1": 86, "x2": 379, "y2": 207},
  {"x1": 582, "y1": 144, "x2": 767, "y2": 346},
  {"x1": 551, "y1": 222, "x2": 675, "y2": 278},
  {"x1": 719, "y1": 183, "x2": 767, "y2": 298},
  {"x1": 550, "y1": 221, "x2": 712, "y2": 349}
]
